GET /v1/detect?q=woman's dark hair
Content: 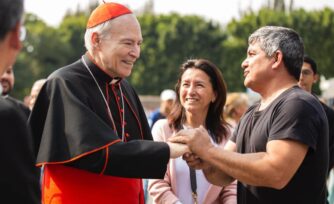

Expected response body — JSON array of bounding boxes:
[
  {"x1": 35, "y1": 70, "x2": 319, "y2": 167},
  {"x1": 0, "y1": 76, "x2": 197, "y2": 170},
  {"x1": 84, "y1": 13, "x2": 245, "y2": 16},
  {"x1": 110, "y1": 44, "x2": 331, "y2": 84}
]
[{"x1": 168, "y1": 59, "x2": 229, "y2": 143}]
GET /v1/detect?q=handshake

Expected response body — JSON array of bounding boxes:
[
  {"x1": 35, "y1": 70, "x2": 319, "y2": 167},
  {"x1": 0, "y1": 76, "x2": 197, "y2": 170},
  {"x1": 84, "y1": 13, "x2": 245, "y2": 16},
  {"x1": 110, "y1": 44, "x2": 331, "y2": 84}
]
[{"x1": 166, "y1": 126, "x2": 215, "y2": 170}]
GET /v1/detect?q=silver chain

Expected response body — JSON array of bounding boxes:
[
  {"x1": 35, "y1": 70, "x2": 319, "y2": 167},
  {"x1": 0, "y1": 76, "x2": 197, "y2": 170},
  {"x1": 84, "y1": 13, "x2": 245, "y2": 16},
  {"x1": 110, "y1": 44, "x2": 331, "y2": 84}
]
[{"x1": 81, "y1": 56, "x2": 125, "y2": 141}]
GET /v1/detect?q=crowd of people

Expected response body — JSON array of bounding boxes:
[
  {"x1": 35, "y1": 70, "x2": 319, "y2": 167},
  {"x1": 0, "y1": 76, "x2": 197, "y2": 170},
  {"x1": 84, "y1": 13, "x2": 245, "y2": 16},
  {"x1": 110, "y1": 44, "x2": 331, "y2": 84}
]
[{"x1": 1, "y1": 1, "x2": 333, "y2": 204}]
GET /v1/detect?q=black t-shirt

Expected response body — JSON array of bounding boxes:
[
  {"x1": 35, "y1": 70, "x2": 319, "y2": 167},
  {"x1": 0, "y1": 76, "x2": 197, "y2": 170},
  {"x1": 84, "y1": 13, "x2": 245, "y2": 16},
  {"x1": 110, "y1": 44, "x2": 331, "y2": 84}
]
[
  {"x1": 321, "y1": 101, "x2": 334, "y2": 171},
  {"x1": 231, "y1": 86, "x2": 328, "y2": 204}
]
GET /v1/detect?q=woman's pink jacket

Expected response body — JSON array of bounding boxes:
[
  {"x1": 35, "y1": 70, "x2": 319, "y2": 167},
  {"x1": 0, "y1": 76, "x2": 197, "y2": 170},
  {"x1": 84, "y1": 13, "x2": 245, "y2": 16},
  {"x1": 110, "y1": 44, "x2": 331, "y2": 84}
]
[{"x1": 148, "y1": 119, "x2": 237, "y2": 204}]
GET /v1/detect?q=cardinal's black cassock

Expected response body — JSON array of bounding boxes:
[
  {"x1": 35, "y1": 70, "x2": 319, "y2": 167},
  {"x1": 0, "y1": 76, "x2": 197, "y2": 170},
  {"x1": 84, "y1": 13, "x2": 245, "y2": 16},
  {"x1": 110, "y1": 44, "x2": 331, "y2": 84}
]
[{"x1": 29, "y1": 53, "x2": 169, "y2": 203}]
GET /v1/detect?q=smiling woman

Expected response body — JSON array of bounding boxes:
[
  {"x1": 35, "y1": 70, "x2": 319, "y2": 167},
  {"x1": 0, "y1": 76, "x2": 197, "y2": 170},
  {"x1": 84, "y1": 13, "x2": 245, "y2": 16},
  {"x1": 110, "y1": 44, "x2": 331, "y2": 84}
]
[{"x1": 148, "y1": 59, "x2": 236, "y2": 204}]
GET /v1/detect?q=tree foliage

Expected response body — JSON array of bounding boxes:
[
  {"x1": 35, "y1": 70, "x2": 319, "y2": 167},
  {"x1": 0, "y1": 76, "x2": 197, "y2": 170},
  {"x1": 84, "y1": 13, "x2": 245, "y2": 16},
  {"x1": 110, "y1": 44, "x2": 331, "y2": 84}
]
[
  {"x1": 131, "y1": 13, "x2": 226, "y2": 94},
  {"x1": 11, "y1": 3, "x2": 334, "y2": 100}
]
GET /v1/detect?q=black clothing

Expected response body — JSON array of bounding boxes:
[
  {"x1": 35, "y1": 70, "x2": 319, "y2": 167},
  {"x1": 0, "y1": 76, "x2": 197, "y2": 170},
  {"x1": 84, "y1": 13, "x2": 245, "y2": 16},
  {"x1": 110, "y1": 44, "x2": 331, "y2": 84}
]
[
  {"x1": 0, "y1": 98, "x2": 40, "y2": 203},
  {"x1": 321, "y1": 102, "x2": 334, "y2": 171},
  {"x1": 231, "y1": 86, "x2": 328, "y2": 204},
  {"x1": 29, "y1": 54, "x2": 169, "y2": 178},
  {"x1": 4, "y1": 95, "x2": 30, "y2": 119}
]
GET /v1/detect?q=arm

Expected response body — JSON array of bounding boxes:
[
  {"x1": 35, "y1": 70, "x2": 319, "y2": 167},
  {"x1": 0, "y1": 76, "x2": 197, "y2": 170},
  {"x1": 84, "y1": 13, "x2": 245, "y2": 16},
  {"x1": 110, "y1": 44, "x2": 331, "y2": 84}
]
[
  {"x1": 201, "y1": 141, "x2": 237, "y2": 186},
  {"x1": 215, "y1": 140, "x2": 237, "y2": 204},
  {"x1": 171, "y1": 127, "x2": 308, "y2": 189},
  {"x1": 203, "y1": 139, "x2": 307, "y2": 189},
  {"x1": 30, "y1": 78, "x2": 172, "y2": 179}
]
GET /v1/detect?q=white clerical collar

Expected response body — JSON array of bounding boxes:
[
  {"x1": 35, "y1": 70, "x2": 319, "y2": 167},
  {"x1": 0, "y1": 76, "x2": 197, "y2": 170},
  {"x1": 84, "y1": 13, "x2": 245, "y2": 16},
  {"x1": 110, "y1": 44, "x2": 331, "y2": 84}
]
[{"x1": 109, "y1": 77, "x2": 122, "y2": 85}]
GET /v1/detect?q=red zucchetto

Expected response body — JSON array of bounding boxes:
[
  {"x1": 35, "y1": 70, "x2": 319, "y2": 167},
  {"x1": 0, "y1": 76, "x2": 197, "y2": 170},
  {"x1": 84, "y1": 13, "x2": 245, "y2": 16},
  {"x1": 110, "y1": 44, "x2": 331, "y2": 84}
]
[{"x1": 86, "y1": 2, "x2": 132, "y2": 28}]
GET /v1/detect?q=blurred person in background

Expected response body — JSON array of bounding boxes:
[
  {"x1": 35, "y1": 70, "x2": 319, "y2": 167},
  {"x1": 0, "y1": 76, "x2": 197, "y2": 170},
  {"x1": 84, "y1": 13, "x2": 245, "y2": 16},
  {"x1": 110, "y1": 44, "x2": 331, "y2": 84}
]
[
  {"x1": 148, "y1": 89, "x2": 176, "y2": 128},
  {"x1": 27, "y1": 78, "x2": 46, "y2": 110},
  {"x1": 0, "y1": 65, "x2": 30, "y2": 118},
  {"x1": 224, "y1": 92, "x2": 249, "y2": 131},
  {"x1": 0, "y1": 0, "x2": 41, "y2": 203},
  {"x1": 298, "y1": 55, "x2": 334, "y2": 203}
]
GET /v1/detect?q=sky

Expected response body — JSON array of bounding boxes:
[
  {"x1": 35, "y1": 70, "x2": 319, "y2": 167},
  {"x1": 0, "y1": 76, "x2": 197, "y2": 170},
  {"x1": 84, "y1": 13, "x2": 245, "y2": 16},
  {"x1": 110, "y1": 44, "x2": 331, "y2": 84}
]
[{"x1": 25, "y1": 0, "x2": 334, "y2": 27}]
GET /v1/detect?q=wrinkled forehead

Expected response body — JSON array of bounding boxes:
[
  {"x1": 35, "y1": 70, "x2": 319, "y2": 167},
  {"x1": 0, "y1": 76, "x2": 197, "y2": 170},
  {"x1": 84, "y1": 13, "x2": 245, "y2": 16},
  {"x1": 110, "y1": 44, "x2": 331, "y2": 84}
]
[{"x1": 247, "y1": 41, "x2": 262, "y2": 52}]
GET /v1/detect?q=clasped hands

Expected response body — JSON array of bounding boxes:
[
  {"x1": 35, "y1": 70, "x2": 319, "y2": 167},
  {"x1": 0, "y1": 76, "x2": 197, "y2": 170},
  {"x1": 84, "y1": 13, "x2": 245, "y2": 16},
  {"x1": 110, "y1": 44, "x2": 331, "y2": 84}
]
[{"x1": 168, "y1": 126, "x2": 214, "y2": 170}]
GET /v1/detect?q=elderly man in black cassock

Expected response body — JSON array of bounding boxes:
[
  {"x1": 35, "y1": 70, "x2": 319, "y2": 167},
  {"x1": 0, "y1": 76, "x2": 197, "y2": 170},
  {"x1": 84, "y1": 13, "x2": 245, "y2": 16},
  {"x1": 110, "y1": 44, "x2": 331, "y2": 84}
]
[{"x1": 29, "y1": 2, "x2": 188, "y2": 204}]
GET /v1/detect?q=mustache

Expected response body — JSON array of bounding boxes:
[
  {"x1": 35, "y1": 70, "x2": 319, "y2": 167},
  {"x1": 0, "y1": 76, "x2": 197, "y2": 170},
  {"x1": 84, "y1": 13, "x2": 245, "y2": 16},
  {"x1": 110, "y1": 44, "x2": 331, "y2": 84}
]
[
  {"x1": 0, "y1": 79, "x2": 11, "y2": 85},
  {"x1": 0, "y1": 79, "x2": 9, "y2": 83}
]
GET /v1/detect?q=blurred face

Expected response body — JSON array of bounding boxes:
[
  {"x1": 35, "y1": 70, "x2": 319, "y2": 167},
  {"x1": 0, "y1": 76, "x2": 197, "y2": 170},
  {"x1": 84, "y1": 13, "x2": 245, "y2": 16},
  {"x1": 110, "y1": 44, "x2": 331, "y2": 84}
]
[
  {"x1": 29, "y1": 81, "x2": 45, "y2": 110},
  {"x1": 0, "y1": 23, "x2": 22, "y2": 77},
  {"x1": 234, "y1": 102, "x2": 248, "y2": 121},
  {"x1": 0, "y1": 66, "x2": 14, "y2": 95},
  {"x1": 180, "y1": 68, "x2": 216, "y2": 117},
  {"x1": 95, "y1": 14, "x2": 143, "y2": 78},
  {"x1": 241, "y1": 42, "x2": 274, "y2": 92},
  {"x1": 161, "y1": 99, "x2": 174, "y2": 116},
  {"x1": 298, "y1": 62, "x2": 317, "y2": 93}
]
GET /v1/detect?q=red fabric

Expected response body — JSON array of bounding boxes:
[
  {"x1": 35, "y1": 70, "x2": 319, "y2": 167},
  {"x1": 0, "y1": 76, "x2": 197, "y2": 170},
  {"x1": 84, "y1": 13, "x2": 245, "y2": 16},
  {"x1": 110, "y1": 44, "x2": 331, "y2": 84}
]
[
  {"x1": 42, "y1": 165, "x2": 144, "y2": 204},
  {"x1": 87, "y1": 2, "x2": 132, "y2": 28}
]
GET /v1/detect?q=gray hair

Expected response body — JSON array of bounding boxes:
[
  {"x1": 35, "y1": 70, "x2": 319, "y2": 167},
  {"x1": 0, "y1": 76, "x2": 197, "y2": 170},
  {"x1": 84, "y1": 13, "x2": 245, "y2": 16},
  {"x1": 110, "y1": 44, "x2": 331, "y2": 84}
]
[
  {"x1": 248, "y1": 26, "x2": 304, "y2": 80},
  {"x1": 0, "y1": 0, "x2": 24, "y2": 40},
  {"x1": 84, "y1": 20, "x2": 114, "y2": 52}
]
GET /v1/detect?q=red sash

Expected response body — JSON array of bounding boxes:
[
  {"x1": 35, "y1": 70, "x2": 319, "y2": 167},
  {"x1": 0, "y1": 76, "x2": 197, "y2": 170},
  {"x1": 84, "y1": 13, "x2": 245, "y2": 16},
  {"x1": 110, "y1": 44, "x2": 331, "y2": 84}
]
[{"x1": 42, "y1": 165, "x2": 144, "y2": 204}]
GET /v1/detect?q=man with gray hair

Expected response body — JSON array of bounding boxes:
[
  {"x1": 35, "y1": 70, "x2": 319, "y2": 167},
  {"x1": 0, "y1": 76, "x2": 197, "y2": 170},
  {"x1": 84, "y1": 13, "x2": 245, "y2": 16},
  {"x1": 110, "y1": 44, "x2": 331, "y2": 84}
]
[
  {"x1": 29, "y1": 2, "x2": 188, "y2": 203},
  {"x1": 0, "y1": 0, "x2": 40, "y2": 203},
  {"x1": 171, "y1": 26, "x2": 329, "y2": 203}
]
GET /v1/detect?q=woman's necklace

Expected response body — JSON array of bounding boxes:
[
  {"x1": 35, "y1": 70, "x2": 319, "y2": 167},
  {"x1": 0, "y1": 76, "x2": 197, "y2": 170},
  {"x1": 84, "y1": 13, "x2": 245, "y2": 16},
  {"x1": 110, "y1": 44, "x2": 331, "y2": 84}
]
[{"x1": 81, "y1": 56, "x2": 125, "y2": 141}]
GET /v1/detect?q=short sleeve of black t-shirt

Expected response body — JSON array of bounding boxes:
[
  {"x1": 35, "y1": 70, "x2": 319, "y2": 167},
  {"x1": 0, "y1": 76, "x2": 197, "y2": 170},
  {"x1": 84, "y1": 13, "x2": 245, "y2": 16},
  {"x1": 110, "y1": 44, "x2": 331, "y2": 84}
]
[
  {"x1": 268, "y1": 96, "x2": 324, "y2": 150},
  {"x1": 231, "y1": 89, "x2": 325, "y2": 151}
]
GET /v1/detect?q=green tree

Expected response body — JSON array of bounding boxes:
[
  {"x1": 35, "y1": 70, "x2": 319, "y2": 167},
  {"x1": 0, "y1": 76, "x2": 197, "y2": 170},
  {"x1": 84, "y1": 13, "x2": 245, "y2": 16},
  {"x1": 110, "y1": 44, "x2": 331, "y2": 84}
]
[
  {"x1": 58, "y1": 12, "x2": 88, "y2": 64},
  {"x1": 13, "y1": 13, "x2": 69, "y2": 99},
  {"x1": 131, "y1": 13, "x2": 226, "y2": 94},
  {"x1": 12, "y1": 3, "x2": 334, "y2": 99}
]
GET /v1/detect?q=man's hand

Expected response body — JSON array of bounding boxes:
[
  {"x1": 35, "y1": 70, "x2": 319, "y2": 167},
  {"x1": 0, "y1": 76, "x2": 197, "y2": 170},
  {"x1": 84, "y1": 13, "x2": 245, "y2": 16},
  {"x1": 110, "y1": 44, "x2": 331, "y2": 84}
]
[
  {"x1": 183, "y1": 152, "x2": 211, "y2": 170},
  {"x1": 168, "y1": 126, "x2": 214, "y2": 157},
  {"x1": 167, "y1": 142, "x2": 190, "y2": 159}
]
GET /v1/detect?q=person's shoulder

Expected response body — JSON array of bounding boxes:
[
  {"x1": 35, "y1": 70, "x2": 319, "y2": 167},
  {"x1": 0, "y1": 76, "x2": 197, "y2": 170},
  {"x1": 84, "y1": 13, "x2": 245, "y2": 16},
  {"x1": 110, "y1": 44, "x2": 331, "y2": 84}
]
[
  {"x1": 151, "y1": 119, "x2": 172, "y2": 140},
  {"x1": 48, "y1": 58, "x2": 83, "y2": 80},
  {"x1": 282, "y1": 86, "x2": 321, "y2": 106},
  {"x1": 0, "y1": 98, "x2": 25, "y2": 121},
  {"x1": 152, "y1": 118, "x2": 169, "y2": 128},
  {"x1": 0, "y1": 98, "x2": 12, "y2": 114},
  {"x1": 6, "y1": 96, "x2": 30, "y2": 116},
  {"x1": 149, "y1": 109, "x2": 161, "y2": 118},
  {"x1": 277, "y1": 87, "x2": 328, "y2": 123}
]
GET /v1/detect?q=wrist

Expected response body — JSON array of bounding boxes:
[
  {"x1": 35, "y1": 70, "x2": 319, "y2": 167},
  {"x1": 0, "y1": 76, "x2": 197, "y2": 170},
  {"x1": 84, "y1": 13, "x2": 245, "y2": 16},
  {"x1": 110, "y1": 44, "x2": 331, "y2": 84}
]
[{"x1": 200, "y1": 143, "x2": 215, "y2": 160}]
